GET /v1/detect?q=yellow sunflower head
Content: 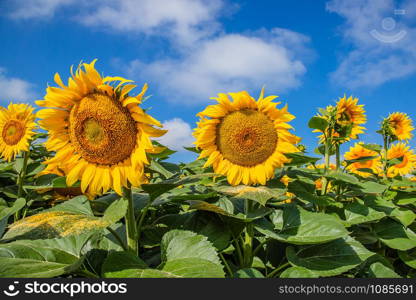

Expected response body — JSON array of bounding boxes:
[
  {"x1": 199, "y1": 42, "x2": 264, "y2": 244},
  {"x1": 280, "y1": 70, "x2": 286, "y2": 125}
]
[
  {"x1": 386, "y1": 143, "x2": 416, "y2": 178},
  {"x1": 36, "y1": 60, "x2": 167, "y2": 196},
  {"x1": 0, "y1": 103, "x2": 36, "y2": 162},
  {"x1": 335, "y1": 95, "x2": 366, "y2": 139},
  {"x1": 385, "y1": 112, "x2": 414, "y2": 141},
  {"x1": 194, "y1": 89, "x2": 300, "y2": 186},
  {"x1": 344, "y1": 143, "x2": 381, "y2": 177}
]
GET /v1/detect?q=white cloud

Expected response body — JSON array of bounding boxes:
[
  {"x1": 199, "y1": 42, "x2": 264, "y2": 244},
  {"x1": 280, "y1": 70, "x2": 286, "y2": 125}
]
[
  {"x1": 7, "y1": 0, "x2": 75, "y2": 19},
  {"x1": 327, "y1": 0, "x2": 416, "y2": 88},
  {"x1": 78, "y1": 0, "x2": 224, "y2": 46},
  {"x1": 6, "y1": 0, "x2": 313, "y2": 103},
  {"x1": 0, "y1": 68, "x2": 37, "y2": 103},
  {"x1": 127, "y1": 29, "x2": 311, "y2": 103},
  {"x1": 6, "y1": 0, "x2": 224, "y2": 46},
  {"x1": 157, "y1": 118, "x2": 194, "y2": 151}
]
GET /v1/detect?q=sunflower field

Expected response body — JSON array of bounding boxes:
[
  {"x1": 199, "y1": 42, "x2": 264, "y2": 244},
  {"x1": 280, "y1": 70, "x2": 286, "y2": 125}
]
[{"x1": 1, "y1": 60, "x2": 416, "y2": 279}]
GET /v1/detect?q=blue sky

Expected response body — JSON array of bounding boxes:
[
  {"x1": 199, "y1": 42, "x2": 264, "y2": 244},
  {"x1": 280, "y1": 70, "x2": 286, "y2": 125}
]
[{"x1": 1, "y1": 0, "x2": 415, "y2": 162}]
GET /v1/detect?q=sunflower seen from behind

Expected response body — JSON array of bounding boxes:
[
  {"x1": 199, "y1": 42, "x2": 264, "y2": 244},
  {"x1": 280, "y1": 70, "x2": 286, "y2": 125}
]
[
  {"x1": 386, "y1": 143, "x2": 416, "y2": 178},
  {"x1": 0, "y1": 103, "x2": 36, "y2": 162},
  {"x1": 385, "y1": 112, "x2": 414, "y2": 141},
  {"x1": 344, "y1": 143, "x2": 381, "y2": 177},
  {"x1": 335, "y1": 95, "x2": 366, "y2": 140},
  {"x1": 37, "y1": 60, "x2": 166, "y2": 196},
  {"x1": 194, "y1": 89, "x2": 300, "y2": 186}
]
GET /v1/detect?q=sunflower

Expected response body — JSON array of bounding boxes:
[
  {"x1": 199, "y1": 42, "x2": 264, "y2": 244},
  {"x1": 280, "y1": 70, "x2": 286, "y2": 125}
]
[
  {"x1": 194, "y1": 89, "x2": 300, "y2": 186},
  {"x1": 313, "y1": 95, "x2": 366, "y2": 142},
  {"x1": 344, "y1": 143, "x2": 381, "y2": 177},
  {"x1": 386, "y1": 143, "x2": 416, "y2": 178},
  {"x1": 36, "y1": 60, "x2": 166, "y2": 196},
  {"x1": 386, "y1": 112, "x2": 414, "y2": 141},
  {"x1": 307, "y1": 163, "x2": 336, "y2": 190},
  {"x1": 0, "y1": 103, "x2": 36, "y2": 162},
  {"x1": 335, "y1": 95, "x2": 366, "y2": 139}
]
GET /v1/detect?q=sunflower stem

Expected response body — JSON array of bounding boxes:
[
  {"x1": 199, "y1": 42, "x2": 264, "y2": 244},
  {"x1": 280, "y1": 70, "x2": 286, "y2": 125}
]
[
  {"x1": 136, "y1": 202, "x2": 152, "y2": 255},
  {"x1": 15, "y1": 150, "x2": 30, "y2": 221},
  {"x1": 322, "y1": 139, "x2": 331, "y2": 195},
  {"x1": 242, "y1": 199, "x2": 254, "y2": 268},
  {"x1": 335, "y1": 143, "x2": 341, "y2": 171},
  {"x1": 383, "y1": 135, "x2": 389, "y2": 179},
  {"x1": 123, "y1": 187, "x2": 138, "y2": 255}
]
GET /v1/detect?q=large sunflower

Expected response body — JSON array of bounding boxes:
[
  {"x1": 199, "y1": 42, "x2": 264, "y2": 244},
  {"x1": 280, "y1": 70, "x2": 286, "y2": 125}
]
[
  {"x1": 0, "y1": 103, "x2": 36, "y2": 162},
  {"x1": 386, "y1": 143, "x2": 416, "y2": 178},
  {"x1": 335, "y1": 95, "x2": 366, "y2": 139},
  {"x1": 386, "y1": 112, "x2": 414, "y2": 141},
  {"x1": 37, "y1": 60, "x2": 166, "y2": 196},
  {"x1": 344, "y1": 143, "x2": 381, "y2": 177},
  {"x1": 194, "y1": 89, "x2": 300, "y2": 186}
]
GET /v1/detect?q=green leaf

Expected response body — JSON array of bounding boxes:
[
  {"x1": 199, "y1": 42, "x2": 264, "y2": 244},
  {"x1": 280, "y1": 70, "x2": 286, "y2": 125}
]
[
  {"x1": 104, "y1": 230, "x2": 225, "y2": 278},
  {"x1": 3, "y1": 196, "x2": 125, "y2": 241},
  {"x1": 162, "y1": 258, "x2": 224, "y2": 278},
  {"x1": 325, "y1": 171, "x2": 359, "y2": 185},
  {"x1": 0, "y1": 234, "x2": 92, "y2": 278},
  {"x1": 143, "y1": 173, "x2": 215, "y2": 201},
  {"x1": 398, "y1": 249, "x2": 416, "y2": 268},
  {"x1": 0, "y1": 198, "x2": 26, "y2": 237},
  {"x1": 343, "y1": 200, "x2": 385, "y2": 227},
  {"x1": 254, "y1": 205, "x2": 348, "y2": 245},
  {"x1": 361, "y1": 144, "x2": 382, "y2": 153},
  {"x1": 368, "y1": 262, "x2": 401, "y2": 278},
  {"x1": 374, "y1": 218, "x2": 416, "y2": 250},
  {"x1": 148, "y1": 160, "x2": 174, "y2": 179},
  {"x1": 48, "y1": 196, "x2": 93, "y2": 216},
  {"x1": 284, "y1": 153, "x2": 320, "y2": 166},
  {"x1": 286, "y1": 236, "x2": 374, "y2": 277},
  {"x1": 101, "y1": 251, "x2": 148, "y2": 277},
  {"x1": 102, "y1": 197, "x2": 128, "y2": 224},
  {"x1": 189, "y1": 198, "x2": 272, "y2": 221},
  {"x1": 161, "y1": 230, "x2": 221, "y2": 265},
  {"x1": 215, "y1": 185, "x2": 284, "y2": 206},
  {"x1": 234, "y1": 268, "x2": 265, "y2": 278},
  {"x1": 308, "y1": 116, "x2": 328, "y2": 131},
  {"x1": 279, "y1": 267, "x2": 318, "y2": 278},
  {"x1": 345, "y1": 156, "x2": 379, "y2": 165},
  {"x1": 357, "y1": 181, "x2": 387, "y2": 194}
]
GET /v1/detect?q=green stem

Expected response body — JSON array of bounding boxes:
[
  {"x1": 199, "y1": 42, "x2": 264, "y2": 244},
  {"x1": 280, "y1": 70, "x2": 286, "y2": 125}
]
[
  {"x1": 136, "y1": 203, "x2": 151, "y2": 255},
  {"x1": 242, "y1": 225, "x2": 254, "y2": 268},
  {"x1": 219, "y1": 253, "x2": 233, "y2": 278},
  {"x1": 17, "y1": 150, "x2": 30, "y2": 198},
  {"x1": 335, "y1": 143, "x2": 341, "y2": 171},
  {"x1": 15, "y1": 150, "x2": 30, "y2": 221},
  {"x1": 383, "y1": 135, "x2": 389, "y2": 179},
  {"x1": 123, "y1": 187, "x2": 138, "y2": 255},
  {"x1": 267, "y1": 262, "x2": 290, "y2": 278},
  {"x1": 335, "y1": 143, "x2": 342, "y2": 199},
  {"x1": 233, "y1": 236, "x2": 244, "y2": 267},
  {"x1": 253, "y1": 239, "x2": 269, "y2": 257},
  {"x1": 321, "y1": 139, "x2": 331, "y2": 195}
]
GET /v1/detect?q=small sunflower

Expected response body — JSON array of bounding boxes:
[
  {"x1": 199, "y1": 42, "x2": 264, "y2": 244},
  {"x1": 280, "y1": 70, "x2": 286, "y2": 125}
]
[
  {"x1": 37, "y1": 60, "x2": 166, "y2": 196},
  {"x1": 386, "y1": 143, "x2": 416, "y2": 178},
  {"x1": 0, "y1": 103, "x2": 36, "y2": 162},
  {"x1": 344, "y1": 143, "x2": 382, "y2": 177},
  {"x1": 335, "y1": 95, "x2": 366, "y2": 139},
  {"x1": 194, "y1": 89, "x2": 300, "y2": 185},
  {"x1": 386, "y1": 112, "x2": 414, "y2": 141},
  {"x1": 307, "y1": 163, "x2": 336, "y2": 190}
]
